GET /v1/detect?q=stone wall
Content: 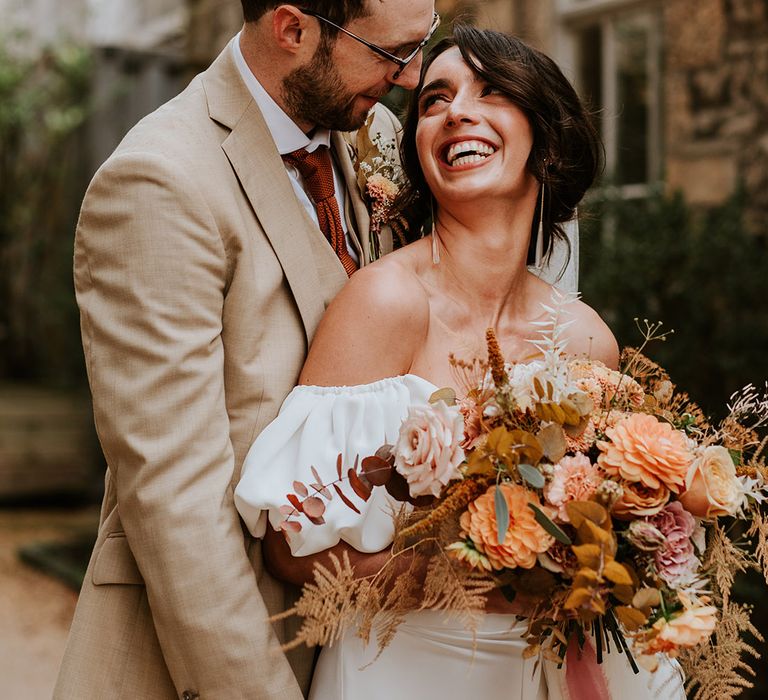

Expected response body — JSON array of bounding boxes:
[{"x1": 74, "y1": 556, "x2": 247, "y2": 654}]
[{"x1": 664, "y1": 0, "x2": 768, "y2": 232}]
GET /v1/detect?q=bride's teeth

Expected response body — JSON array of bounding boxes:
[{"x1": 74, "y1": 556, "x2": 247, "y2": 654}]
[
  {"x1": 452, "y1": 154, "x2": 486, "y2": 166},
  {"x1": 446, "y1": 140, "x2": 496, "y2": 166}
]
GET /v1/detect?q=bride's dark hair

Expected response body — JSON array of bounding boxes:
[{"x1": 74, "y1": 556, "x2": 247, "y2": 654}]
[{"x1": 396, "y1": 25, "x2": 603, "y2": 266}]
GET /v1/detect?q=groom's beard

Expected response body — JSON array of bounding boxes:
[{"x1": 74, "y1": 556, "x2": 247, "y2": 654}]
[{"x1": 282, "y1": 43, "x2": 377, "y2": 132}]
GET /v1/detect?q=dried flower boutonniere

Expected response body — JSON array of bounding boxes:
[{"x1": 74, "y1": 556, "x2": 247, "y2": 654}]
[{"x1": 348, "y1": 113, "x2": 409, "y2": 262}]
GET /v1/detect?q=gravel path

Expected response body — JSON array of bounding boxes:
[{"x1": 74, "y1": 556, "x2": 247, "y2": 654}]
[{"x1": 0, "y1": 508, "x2": 98, "y2": 700}]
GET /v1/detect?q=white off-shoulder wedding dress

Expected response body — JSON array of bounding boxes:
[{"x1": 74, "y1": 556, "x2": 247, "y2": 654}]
[{"x1": 235, "y1": 375, "x2": 685, "y2": 700}]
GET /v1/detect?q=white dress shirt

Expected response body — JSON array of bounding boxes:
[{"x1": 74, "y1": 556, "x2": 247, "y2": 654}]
[{"x1": 231, "y1": 33, "x2": 358, "y2": 263}]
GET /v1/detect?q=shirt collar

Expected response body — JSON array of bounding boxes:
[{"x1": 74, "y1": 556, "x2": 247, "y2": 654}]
[{"x1": 231, "y1": 32, "x2": 331, "y2": 155}]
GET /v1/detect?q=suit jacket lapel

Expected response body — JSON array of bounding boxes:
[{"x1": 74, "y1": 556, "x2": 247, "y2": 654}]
[
  {"x1": 204, "y1": 45, "x2": 347, "y2": 341},
  {"x1": 332, "y1": 131, "x2": 371, "y2": 265}
]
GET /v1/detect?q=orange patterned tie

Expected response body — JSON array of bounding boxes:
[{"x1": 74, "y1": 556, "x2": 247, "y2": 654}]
[{"x1": 283, "y1": 147, "x2": 358, "y2": 277}]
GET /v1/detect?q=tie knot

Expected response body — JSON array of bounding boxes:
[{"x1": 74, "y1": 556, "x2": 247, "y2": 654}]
[{"x1": 283, "y1": 147, "x2": 335, "y2": 203}]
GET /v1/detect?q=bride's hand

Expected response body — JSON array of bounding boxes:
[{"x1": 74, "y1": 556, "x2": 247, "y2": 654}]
[{"x1": 483, "y1": 588, "x2": 538, "y2": 616}]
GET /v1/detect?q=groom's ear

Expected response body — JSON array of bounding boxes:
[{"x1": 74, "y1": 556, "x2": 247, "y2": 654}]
[{"x1": 272, "y1": 5, "x2": 318, "y2": 55}]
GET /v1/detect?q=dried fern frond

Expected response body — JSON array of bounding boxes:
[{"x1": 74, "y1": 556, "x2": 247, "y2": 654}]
[
  {"x1": 747, "y1": 507, "x2": 768, "y2": 585},
  {"x1": 359, "y1": 564, "x2": 421, "y2": 665},
  {"x1": 421, "y1": 550, "x2": 494, "y2": 616},
  {"x1": 704, "y1": 524, "x2": 753, "y2": 604},
  {"x1": 274, "y1": 551, "x2": 363, "y2": 651},
  {"x1": 679, "y1": 601, "x2": 763, "y2": 700}
]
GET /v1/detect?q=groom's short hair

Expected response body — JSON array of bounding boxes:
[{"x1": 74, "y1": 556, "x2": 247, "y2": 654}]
[{"x1": 241, "y1": 1, "x2": 370, "y2": 27}]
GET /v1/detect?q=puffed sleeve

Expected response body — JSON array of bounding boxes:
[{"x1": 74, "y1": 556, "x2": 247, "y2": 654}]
[{"x1": 235, "y1": 375, "x2": 436, "y2": 556}]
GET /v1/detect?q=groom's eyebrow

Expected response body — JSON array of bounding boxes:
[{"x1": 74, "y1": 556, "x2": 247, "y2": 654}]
[{"x1": 382, "y1": 39, "x2": 421, "y2": 55}]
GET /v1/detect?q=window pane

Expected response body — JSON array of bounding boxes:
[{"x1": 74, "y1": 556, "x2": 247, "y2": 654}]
[{"x1": 615, "y1": 15, "x2": 649, "y2": 184}]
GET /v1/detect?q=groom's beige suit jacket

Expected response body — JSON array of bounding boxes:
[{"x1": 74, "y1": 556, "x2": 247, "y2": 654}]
[{"x1": 54, "y1": 43, "x2": 400, "y2": 700}]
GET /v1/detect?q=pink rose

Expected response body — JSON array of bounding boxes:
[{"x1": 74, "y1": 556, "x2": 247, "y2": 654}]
[
  {"x1": 544, "y1": 453, "x2": 603, "y2": 522},
  {"x1": 679, "y1": 445, "x2": 743, "y2": 518},
  {"x1": 394, "y1": 401, "x2": 465, "y2": 497},
  {"x1": 647, "y1": 501, "x2": 700, "y2": 587}
]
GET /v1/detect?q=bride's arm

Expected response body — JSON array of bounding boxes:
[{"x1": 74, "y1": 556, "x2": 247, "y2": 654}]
[
  {"x1": 263, "y1": 527, "x2": 394, "y2": 586},
  {"x1": 262, "y1": 258, "x2": 430, "y2": 585}
]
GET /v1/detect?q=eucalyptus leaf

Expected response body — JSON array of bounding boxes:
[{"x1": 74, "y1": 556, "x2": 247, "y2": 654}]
[
  {"x1": 495, "y1": 486, "x2": 509, "y2": 545},
  {"x1": 536, "y1": 423, "x2": 568, "y2": 462},
  {"x1": 527, "y1": 503, "x2": 572, "y2": 545},
  {"x1": 429, "y1": 387, "x2": 457, "y2": 406},
  {"x1": 518, "y1": 463, "x2": 546, "y2": 489}
]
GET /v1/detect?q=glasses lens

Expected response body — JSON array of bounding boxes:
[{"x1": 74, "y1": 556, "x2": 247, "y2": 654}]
[{"x1": 396, "y1": 14, "x2": 440, "y2": 66}]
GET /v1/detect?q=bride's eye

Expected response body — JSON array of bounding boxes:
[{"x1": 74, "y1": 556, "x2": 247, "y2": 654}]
[{"x1": 419, "y1": 93, "x2": 447, "y2": 113}]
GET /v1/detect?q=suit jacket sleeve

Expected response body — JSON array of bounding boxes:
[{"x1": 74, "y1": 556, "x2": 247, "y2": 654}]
[{"x1": 74, "y1": 150, "x2": 303, "y2": 700}]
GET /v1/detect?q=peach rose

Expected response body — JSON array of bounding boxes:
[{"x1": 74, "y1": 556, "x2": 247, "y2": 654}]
[
  {"x1": 460, "y1": 484, "x2": 554, "y2": 570},
  {"x1": 636, "y1": 594, "x2": 717, "y2": 662},
  {"x1": 612, "y1": 478, "x2": 670, "y2": 518},
  {"x1": 679, "y1": 445, "x2": 743, "y2": 518},
  {"x1": 658, "y1": 604, "x2": 717, "y2": 648},
  {"x1": 597, "y1": 413, "x2": 692, "y2": 493},
  {"x1": 393, "y1": 401, "x2": 465, "y2": 497}
]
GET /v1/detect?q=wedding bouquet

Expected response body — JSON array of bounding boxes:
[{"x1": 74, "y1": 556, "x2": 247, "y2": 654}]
[{"x1": 276, "y1": 292, "x2": 768, "y2": 698}]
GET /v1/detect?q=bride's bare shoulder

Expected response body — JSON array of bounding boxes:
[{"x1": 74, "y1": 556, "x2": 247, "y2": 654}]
[
  {"x1": 299, "y1": 246, "x2": 429, "y2": 385},
  {"x1": 337, "y1": 247, "x2": 429, "y2": 327},
  {"x1": 565, "y1": 297, "x2": 620, "y2": 369}
]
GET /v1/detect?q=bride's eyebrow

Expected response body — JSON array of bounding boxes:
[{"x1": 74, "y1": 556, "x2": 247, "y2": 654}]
[{"x1": 418, "y1": 78, "x2": 452, "y2": 101}]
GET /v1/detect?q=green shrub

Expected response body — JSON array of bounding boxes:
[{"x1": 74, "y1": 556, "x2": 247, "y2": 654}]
[
  {"x1": 0, "y1": 41, "x2": 93, "y2": 386},
  {"x1": 580, "y1": 190, "x2": 768, "y2": 419}
]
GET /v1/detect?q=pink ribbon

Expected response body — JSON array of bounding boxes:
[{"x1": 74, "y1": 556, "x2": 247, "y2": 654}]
[{"x1": 564, "y1": 635, "x2": 611, "y2": 700}]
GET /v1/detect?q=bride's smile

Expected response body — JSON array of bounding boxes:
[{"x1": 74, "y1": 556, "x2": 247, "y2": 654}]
[{"x1": 441, "y1": 138, "x2": 498, "y2": 169}]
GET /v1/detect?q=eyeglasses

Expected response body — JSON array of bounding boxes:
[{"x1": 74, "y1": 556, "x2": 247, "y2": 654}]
[{"x1": 299, "y1": 9, "x2": 441, "y2": 79}]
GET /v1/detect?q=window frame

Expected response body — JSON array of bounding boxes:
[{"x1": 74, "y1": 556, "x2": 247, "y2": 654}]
[{"x1": 554, "y1": 0, "x2": 663, "y2": 199}]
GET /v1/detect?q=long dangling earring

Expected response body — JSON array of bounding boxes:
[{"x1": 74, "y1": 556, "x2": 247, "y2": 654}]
[
  {"x1": 533, "y1": 179, "x2": 546, "y2": 270},
  {"x1": 431, "y1": 197, "x2": 440, "y2": 265}
]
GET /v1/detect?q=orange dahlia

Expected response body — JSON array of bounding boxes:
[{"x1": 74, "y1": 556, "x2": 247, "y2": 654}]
[
  {"x1": 597, "y1": 413, "x2": 692, "y2": 493},
  {"x1": 459, "y1": 484, "x2": 554, "y2": 570}
]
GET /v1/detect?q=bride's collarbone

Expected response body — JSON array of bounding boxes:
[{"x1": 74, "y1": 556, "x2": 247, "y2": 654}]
[{"x1": 428, "y1": 311, "x2": 541, "y2": 360}]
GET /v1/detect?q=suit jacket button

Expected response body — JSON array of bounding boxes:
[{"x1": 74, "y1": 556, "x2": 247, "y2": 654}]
[{"x1": 182, "y1": 692, "x2": 199, "y2": 700}]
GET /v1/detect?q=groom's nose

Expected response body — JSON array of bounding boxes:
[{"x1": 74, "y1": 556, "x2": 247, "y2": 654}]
[{"x1": 390, "y1": 54, "x2": 423, "y2": 90}]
